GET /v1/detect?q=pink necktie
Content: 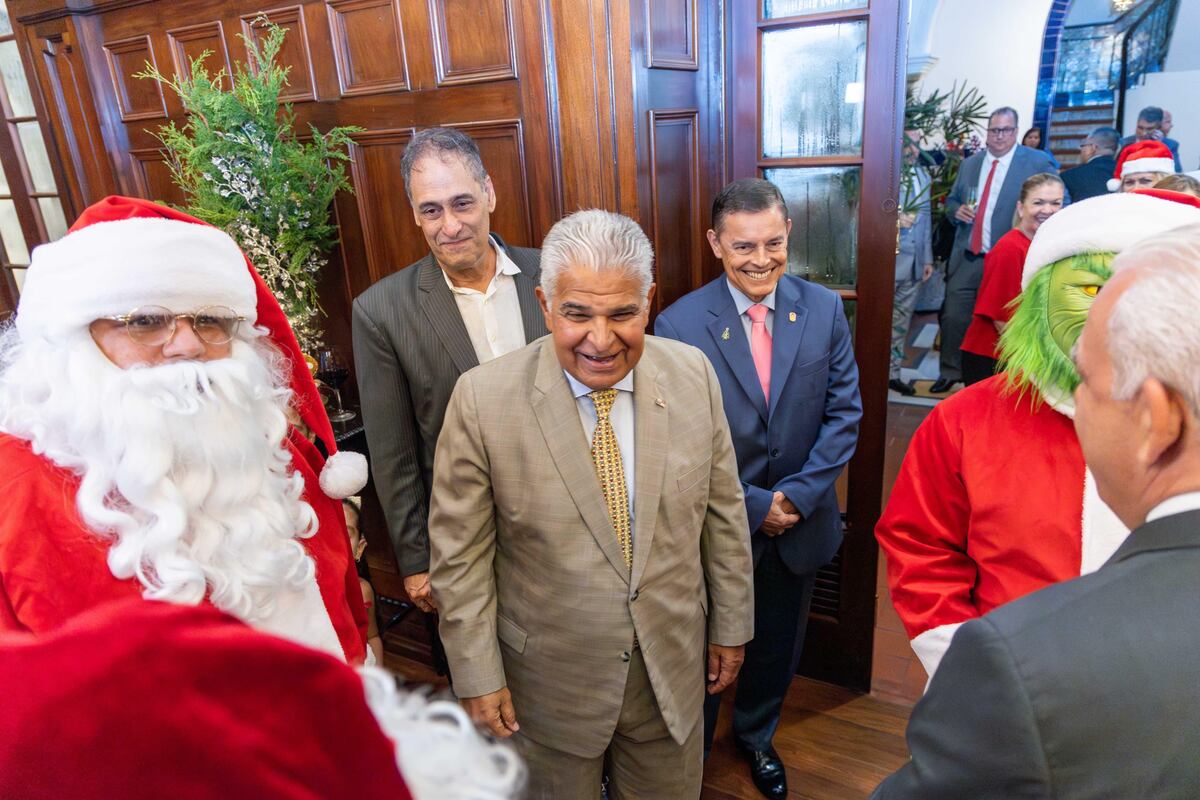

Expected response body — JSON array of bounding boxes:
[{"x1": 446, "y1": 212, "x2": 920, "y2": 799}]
[{"x1": 746, "y1": 303, "x2": 772, "y2": 405}]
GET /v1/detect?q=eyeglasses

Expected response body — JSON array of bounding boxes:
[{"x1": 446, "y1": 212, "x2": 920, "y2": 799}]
[
  {"x1": 98, "y1": 305, "x2": 245, "y2": 346},
  {"x1": 987, "y1": 126, "x2": 1017, "y2": 136}
]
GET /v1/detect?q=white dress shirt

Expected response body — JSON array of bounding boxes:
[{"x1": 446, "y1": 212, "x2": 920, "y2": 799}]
[
  {"x1": 1145, "y1": 492, "x2": 1200, "y2": 523},
  {"x1": 442, "y1": 241, "x2": 527, "y2": 363},
  {"x1": 564, "y1": 370, "x2": 636, "y2": 524},
  {"x1": 727, "y1": 278, "x2": 777, "y2": 340},
  {"x1": 975, "y1": 146, "x2": 1016, "y2": 252}
]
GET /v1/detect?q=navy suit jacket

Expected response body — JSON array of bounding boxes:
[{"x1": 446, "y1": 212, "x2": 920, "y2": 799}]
[
  {"x1": 655, "y1": 275, "x2": 862, "y2": 575},
  {"x1": 1060, "y1": 154, "x2": 1117, "y2": 202}
]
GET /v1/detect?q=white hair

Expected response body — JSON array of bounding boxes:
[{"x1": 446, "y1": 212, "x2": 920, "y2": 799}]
[
  {"x1": 359, "y1": 667, "x2": 525, "y2": 799},
  {"x1": 1107, "y1": 223, "x2": 1200, "y2": 418},
  {"x1": 0, "y1": 323, "x2": 318, "y2": 621},
  {"x1": 538, "y1": 209, "x2": 654, "y2": 300}
]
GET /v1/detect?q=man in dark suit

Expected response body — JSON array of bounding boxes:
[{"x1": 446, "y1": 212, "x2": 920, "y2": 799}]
[
  {"x1": 932, "y1": 107, "x2": 1059, "y2": 393},
  {"x1": 655, "y1": 179, "x2": 862, "y2": 799},
  {"x1": 1061, "y1": 126, "x2": 1119, "y2": 202},
  {"x1": 873, "y1": 222, "x2": 1200, "y2": 798},
  {"x1": 352, "y1": 128, "x2": 547, "y2": 614},
  {"x1": 1119, "y1": 105, "x2": 1183, "y2": 172}
]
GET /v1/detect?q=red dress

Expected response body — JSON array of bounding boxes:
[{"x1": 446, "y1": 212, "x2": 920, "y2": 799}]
[
  {"x1": 0, "y1": 431, "x2": 368, "y2": 663},
  {"x1": 875, "y1": 375, "x2": 1127, "y2": 676},
  {"x1": 961, "y1": 228, "x2": 1032, "y2": 360}
]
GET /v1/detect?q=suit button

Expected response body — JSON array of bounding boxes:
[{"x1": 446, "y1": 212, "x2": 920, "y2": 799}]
[
  {"x1": 771, "y1": 448, "x2": 781, "y2": 458},
  {"x1": 621, "y1": 651, "x2": 631, "y2": 662}
]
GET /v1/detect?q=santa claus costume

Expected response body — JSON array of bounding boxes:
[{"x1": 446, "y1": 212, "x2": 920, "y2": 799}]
[
  {"x1": 0, "y1": 196, "x2": 370, "y2": 662},
  {"x1": 0, "y1": 599, "x2": 526, "y2": 800},
  {"x1": 876, "y1": 190, "x2": 1200, "y2": 678}
]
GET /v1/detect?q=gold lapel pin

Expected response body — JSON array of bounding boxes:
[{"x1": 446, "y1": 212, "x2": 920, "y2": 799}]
[
  {"x1": 721, "y1": 327, "x2": 730, "y2": 340},
  {"x1": 789, "y1": 311, "x2": 797, "y2": 322},
  {"x1": 655, "y1": 397, "x2": 666, "y2": 408}
]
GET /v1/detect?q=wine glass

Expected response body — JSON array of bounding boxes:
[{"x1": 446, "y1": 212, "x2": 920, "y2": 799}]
[{"x1": 316, "y1": 348, "x2": 355, "y2": 423}]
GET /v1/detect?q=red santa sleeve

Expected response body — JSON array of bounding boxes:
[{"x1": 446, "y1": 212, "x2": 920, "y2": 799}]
[{"x1": 875, "y1": 401, "x2": 980, "y2": 678}]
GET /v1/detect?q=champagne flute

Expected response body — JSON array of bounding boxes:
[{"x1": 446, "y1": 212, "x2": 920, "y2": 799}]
[{"x1": 316, "y1": 348, "x2": 355, "y2": 423}]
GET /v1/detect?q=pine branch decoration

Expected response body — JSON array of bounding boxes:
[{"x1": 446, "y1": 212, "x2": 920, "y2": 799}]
[{"x1": 135, "y1": 19, "x2": 361, "y2": 352}]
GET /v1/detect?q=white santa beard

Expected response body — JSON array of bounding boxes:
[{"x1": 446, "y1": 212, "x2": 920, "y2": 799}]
[{"x1": 0, "y1": 327, "x2": 318, "y2": 624}]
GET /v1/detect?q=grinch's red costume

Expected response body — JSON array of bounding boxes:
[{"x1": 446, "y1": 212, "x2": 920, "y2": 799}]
[{"x1": 877, "y1": 190, "x2": 1200, "y2": 678}]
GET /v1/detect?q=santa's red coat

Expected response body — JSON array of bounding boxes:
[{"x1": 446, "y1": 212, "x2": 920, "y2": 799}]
[
  {"x1": 0, "y1": 430, "x2": 368, "y2": 663},
  {"x1": 876, "y1": 375, "x2": 1127, "y2": 673}
]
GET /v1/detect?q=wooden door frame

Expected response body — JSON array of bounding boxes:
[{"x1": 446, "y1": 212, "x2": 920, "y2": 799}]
[{"x1": 726, "y1": 0, "x2": 907, "y2": 690}]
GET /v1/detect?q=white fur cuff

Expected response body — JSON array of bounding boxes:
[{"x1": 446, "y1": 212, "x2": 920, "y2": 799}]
[{"x1": 911, "y1": 621, "x2": 965, "y2": 687}]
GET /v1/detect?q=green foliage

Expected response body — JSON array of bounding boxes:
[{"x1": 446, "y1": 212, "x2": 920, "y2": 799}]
[
  {"x1": 900, "y1": 82, "x2": 989, "y2": 221},
  {"x1": 135, "y1": 20, "x2": 361, "y2": 351}
]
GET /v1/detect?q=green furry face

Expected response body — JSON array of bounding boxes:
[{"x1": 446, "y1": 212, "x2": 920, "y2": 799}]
[
  {"x1": 1047, "y1": 261, "x2": 1107, "y2": 358},
  {"x1": 999, "y1": 252, "x2": 1114, "y2": 402}
]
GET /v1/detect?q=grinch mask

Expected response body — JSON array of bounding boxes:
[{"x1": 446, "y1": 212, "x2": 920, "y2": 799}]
[{"x1": 999, "y1": 252, "x2": 1113, "y2": 409}]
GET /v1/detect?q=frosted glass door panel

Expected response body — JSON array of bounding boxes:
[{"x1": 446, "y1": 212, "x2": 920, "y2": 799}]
[
  {"x1": 765, "y1": 166, "x2": 860, "y2": 289},
  {"x1": 761, "y1": 22, "x2": 866, "y2": 159},
  {"x1": 764, "y1": 0, "x2": 867, "y2": 17}
]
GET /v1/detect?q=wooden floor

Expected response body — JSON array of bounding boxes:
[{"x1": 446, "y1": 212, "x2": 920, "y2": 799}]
[{"x1": 383, "y1": 652, "x2": 910, "y2": 799}]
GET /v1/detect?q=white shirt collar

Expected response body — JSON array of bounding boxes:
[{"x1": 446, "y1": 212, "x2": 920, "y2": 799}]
[
  {"x1": 985, "y1": 146, "x2": 1017, "y2": 170},
  {"x1": 564, "y1": 369, "x2": 635, "y2": 399},
  {"x1": 441, "y1": 238, "x2": 520, "y2": 292},
  {"x1": 1145, "y1": 492, "x2": 1200, "y2": 523},
  {"x1": 726, "y1": 278, "x2": 777, "y2": 315}
]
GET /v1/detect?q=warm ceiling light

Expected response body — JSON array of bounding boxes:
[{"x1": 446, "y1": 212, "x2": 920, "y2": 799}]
[{"x1": 1112, "y1": 0, "x2": 1135, "y2": 11}]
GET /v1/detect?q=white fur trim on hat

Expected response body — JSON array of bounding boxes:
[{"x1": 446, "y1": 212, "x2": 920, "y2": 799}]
[
  {"x1": 16, "y1": 217, "x2": 256, "y2": 341},
  {"x1": 319, "y1": 450, "x2": 368, "y2": 499},
  {"x1": 1106, "y1": 156, "x2": 1175, "y2": 192},
  {"x1": 1021, "y1": 192, "x2": 1200, "y2": 289}
]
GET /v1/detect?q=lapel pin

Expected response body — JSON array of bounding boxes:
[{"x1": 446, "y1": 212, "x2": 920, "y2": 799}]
[
  {"x1": 789, "y1": 311, "x2": 797, "y2": 323},
  {"x1": 721, "y1": 327, "x2": 730, "y2": 340},
  {"x1": 655, "y1": 397, "x2": 666, "y2": 408}
]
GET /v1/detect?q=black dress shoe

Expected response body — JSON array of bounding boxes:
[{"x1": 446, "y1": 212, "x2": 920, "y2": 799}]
[
  {"x1": 929, "y1": 378, "x2": 958, "y2": 394},
  {"x1": 888, "y1": 378, "x2": 916, "y2": 396},
  {"x1": 738, "y1": 745, "x2": 787, "y2": 799}
]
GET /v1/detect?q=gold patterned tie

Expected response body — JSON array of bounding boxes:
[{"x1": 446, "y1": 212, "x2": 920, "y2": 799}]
[{"x1": 588, "y1": 388, "x2": 632, "y2": 571}]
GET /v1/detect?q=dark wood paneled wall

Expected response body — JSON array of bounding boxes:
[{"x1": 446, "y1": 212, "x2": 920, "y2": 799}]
[{"x1": 10, "y1": 0, "x2": 726, "y2": 630}]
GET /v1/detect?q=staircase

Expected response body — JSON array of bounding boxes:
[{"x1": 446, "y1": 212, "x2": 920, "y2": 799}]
[{"x1": 1049, "y1": 103, "x2": 1115, "y2": 167}]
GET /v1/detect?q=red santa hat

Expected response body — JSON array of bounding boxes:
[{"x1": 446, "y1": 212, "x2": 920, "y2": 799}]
[
  {"x1": 1021, "y1": 190, "x2": 1200, "y2": 289},
  {"x1": 14, "y1": 195, "x2": 366, "y2": 499},
  {"x1": 1107, "y1": 139, "x2": 1177, "y2": 192},
  {"x1": 0, "y1": 599, "x2": 414, "y2": 800}
]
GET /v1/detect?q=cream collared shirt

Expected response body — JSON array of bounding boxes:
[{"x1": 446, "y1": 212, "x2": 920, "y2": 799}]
[
  {"x1": 442, "y1": 241, "x2": 527, "y2": 363},
  {"x1": 565, "y1": 370, "x2": 636, "y2": 524}
]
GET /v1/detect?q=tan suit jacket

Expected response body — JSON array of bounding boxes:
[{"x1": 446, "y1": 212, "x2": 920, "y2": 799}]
[{"x1": 429, "y1": 335, "x2": 754, "y2": 758}]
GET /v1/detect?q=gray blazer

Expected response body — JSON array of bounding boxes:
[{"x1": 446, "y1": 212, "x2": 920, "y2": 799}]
[
  {"x1": 873, "y1": 509, "x2": 1200, "y2": 799},
  {"x1": 351, "y1": 235, "x2": 547, "y2": 576},
  {"x1": 944, "y1": 145, "x2": 1059, "y2": 276},
  {"x1": 897, "y1": 167, "x2": 933, "y2": 283}
]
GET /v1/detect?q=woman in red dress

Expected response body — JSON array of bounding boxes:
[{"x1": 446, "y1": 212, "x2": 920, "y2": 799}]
[{"x1": 960, "y1": 173, "x2": 1065, "y2": 384}]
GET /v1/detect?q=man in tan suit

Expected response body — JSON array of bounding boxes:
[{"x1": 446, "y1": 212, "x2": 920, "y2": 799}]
[{"x1": 429, "y1": 209, "x2": 755, "y2": 798}]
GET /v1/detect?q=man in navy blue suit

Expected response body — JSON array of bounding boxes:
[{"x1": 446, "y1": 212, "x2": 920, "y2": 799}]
[{"x1": 655, "y1": 179, "x2": 862, "y2": 799}]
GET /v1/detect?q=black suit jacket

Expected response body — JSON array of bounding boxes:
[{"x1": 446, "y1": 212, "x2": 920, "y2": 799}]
[
  {"x1": 873, "y1": 508, "x2": 1200, "y2": 799},
  {"x1": 351, "y1": 235, "x2": 546, "y2": 575},
  {"x1": 1060, "y1": 154, "x2": 1117, "y2": 202}
]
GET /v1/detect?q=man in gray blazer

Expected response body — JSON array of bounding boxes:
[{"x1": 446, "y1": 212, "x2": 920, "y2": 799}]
[
  {"x1": 352, "y1": 128, "x2": 547, "y2": 612},
  {"x1": 891, "y1": 129, "x2": 935, "y2": 396},
  {"x1": 874, "y1": 223, "x2": 1200, "y2": 798},
  {"x1": 932, "y1": 107, "x2": 1059, "y2": 392},
  {"x1": 429, "y1": 210, "x2": 754, "y2": 798}
]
